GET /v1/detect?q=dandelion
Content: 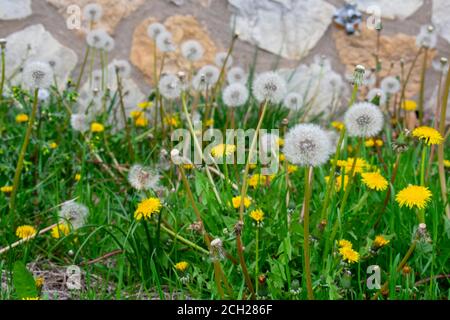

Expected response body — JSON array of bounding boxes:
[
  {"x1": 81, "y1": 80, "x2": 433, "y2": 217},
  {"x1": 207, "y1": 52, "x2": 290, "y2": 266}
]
[
  {"x1": 38, "y1": 88, "x2": 50, "y2": 102},
  {"x1": 339, "y1": 246, "x2": 360, "y2": 264},
  {"x1": 326, "y1": 174, "x2": 348, "y2": 191},
  {"x1": 412, "y1": 126, "x2": 444, "y2": 145},
  {"x1": 210, "y1": 238, "x2": 225, "y2": 261},
  {"x1": 83, "y1": 3, "x2": 103, "y2": 22},
  {"x1": 134, "y1": 197, "x2": 162, "y2": 221},
  {"x1": 367, "y1": 88, "x2": 387, "y2": 105},
  {"x1": 283, "y1": 93, "x2": 303, "y2": 112},
  {"x1": 135, "y1": 114, "x2": 148, "y2": 127},
  {"x1": 231, "y1": 196, "x2": 251, "y2": 209},
  {"x1": 138, "y1": 101, "x2": 153, "y2": 109},
  {"x1": 22, "y1": 61, "x2": 53, "y2": 89},
  {"x1": 338, "y1": 239, "x2": 353, "y2": 249},
  {"x1": 51, "y1": 223, "x2": 70, "y2": 239},
  {"x1": 1, "y1": 186, "x2": 13, "y2": 193},
  {"x1": 373, "y1": 235, "x2": 390, "y2": 249},
  {"x1": 215, "y1": 52, "x2": 233, "y2": 69},
  {"x1": 16, "y1": 225, "x2": 37, "y2": 239},
  {"x1": 331, "y1": 121, "x2": 345, "y2": 131},
  {"x1": 283, "y1": 124, "x2": 332, "y2": 167},
  {"x1": 361, "y1": 172, "x2": 388, "y2": 191},
  {"x1": 70, "y1": 114, "x2": 89, "y2": 133},
  {"x1": 49, "y1": 142, "x2": 58, "y2": 149},
  {"x1": 164, "y1": 114, "x2": 180, "y2": 127},
  {"x1": 248, "y1": 174, "x2": 269, "y2": 188},
  {"x1": 396, "y1": 185, "x2": 432, "y2": 210},
  {"x1": 35, "y1": 277, "x2": 44, "y2": 288},
  {"x1": 211, "y1": 144, "x2": 236, "y2": 158},
  {"x1": 156, "y1": 31, "x2": 176, "y2": 53},
  {"x1": 287, "y1": 165, "x2": 298, "y2": 174},
  {"x1": 444, "y1": 160, "x2": 450, "y2": 168},
  {"x1": 180, "y1": 39, "x2": 204, "y2": 62},
  {"x1": 86, "y1": 29, "x2": 108, "y2": 49},
  {"x1": 128, "y1": 164, "x2": 160, "y2": 191},
  {"x1": 352, "y1": 64, "x2": 366, "y2": 86},
  {"x1": 159, "y1": 74, "x2": 182, "y2": 100},
  {"x1": 192, "y1": 65, "x2": 220, "y2": 91},
  {"x1": 380, "y1": 76, "x2": 401, "y2": 95},
  {"x1": 175, "y1": 261, "x2": 189, "y2": 272},
  {"x1": 75, "y1": 174, "x2": 81, "y2": 182},
  {"x1": 91, "y1": 122, "x2": 104, "y2": 133},
  {"x1": 59, "y1": 201, "x2": 88, "y2": 230},
  {"x1": 344, "y1": 102, "x2": 384, "y2": 138},
  {"x1": 16, "y1": 114, "x2": 29, "y2": 123},
  {"x1": 336, "y1": 157, "x2": 369, "y2": 175},
  {"x1": 227, "y1": 67, "x2": 247, "y2": 84},
  {"x1": 252, "y1": 71, "x2": 287, "y2": 104},
  {"x1": 402, "y1": 100, "x2": 417, "y2": 111},
  {"x1": 109, "y1": 59, "x2": 131, "y2": 79},
  {"x1": 416, "y1": 25, "x2": 438, "y2": 49},
  {"x1": 222, "y1": 83, "x2": 249, "y2": 108},
  {"x1": 147, "y1": 23, "x2": 166, "y2": 40},
  {"x1": 102, "y1": 35, "x2": 115, "y2": 52},
  {"x1": 250, "y1": 209, "x2": 264, "y2": 224}
]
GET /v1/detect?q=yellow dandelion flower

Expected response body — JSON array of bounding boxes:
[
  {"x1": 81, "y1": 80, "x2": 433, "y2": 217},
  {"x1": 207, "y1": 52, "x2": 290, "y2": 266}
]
[
  {"x1": 249, "y1": 163, "x2": 257, "y2": 170},
  {"x1": 396, "y1": 185, "x2": 432, "y2": 210},
  {"x1": 164, "y1": 115, "x2": 180, "y2": 127},
  {"x1": 373, "y1": 235, "x2": 390, "y2": 248},
  {"x1": 1, "y1": 186, "x2": 13, "y2": 193},
  {"x1": 248, "y1": 174, "x2": 267, "y2": 188},
  {"x1": 231, "y1": 196, "x2": 251, "y2": 209},
  {"x1": 365, "y1": 139, "x2": 375, "y2": 147},
  {"x1": 211, "y1": 144, "x2": 236, "y2": 158},
  {"x1": 402, "y1": 100, "x2": 417, "y2": 111},
  {"x1": 361, "y1": 172, "x2": 388, "y2": 191},
  {"x1": 287, "y1": 165, "x2": 298, "y2": 174},
  {"x1": 75, "y1": 174, "x2": 81, "y2": 181},
  {"x1": 183, "y1": 163, "x2": 194, "y2": 170},
  {"x1": 135, "y1": 114, "x2": 148, "y2": 127},
  {"x1": 375, "y1": 139, "x2": 383, "y2": 147},
  {"x1": 130, "y1": 110, "x2": 143, "y2": 119},
  {"x1": 337, "y1": 157, "x2": 369, "y2": 175},
  {"x1": 138, "y1": 101, "x2": 153, "y2": 109},
  {"x1": 339, "y1": 246, "x2": 360, "y2": 264},
  {"x1": 250, "y1": 209, "x2": 264, "y2": 223},
  {"x1": 338, "y1": 239, "x2": 353, "y2": 249},
  {"x1": 204, "y1": 118, "x2": 214, "y2": 127},
  {"x1": 91, "y1": 122, "x2": 104, "y2": 133},
  {"x1": 175, "y1": 261, "x2": 189, "y2": 272},
  {"x1": 35, "y1": 277, "x2": 44, "y2": 288},
  {"x1": 16, "y1": 114, "x2": 29, "y2": 123},
  {"x1": 331, "y1": 121, "x2": 345, "y2": 131},
  {"x1": 412, "y1": 126, "x2": 444, "y2": 145},
  {"x1": 49, "y1": 142, "x2": 58, "y2": 149},
  {"x1": 277, "y1": 138, "x2": 284, "y2": 147},
  {"x1": 279, "y1": 153, "x2": 286, "y2": 162},
  {"x1": 16, "y1": 225, "x2": 37, "y2": 239},
  {"x1": 444, "y1": 160, "x2": 450, "y2": 168},
  {"x1": 51, "y1": 223, "x2": 70, "y2": 239},
  {"x1": 326, "y1": 175, "x2": 349, "y2": 192},
  {"x1": 134, "y1": 197, "x2": 162, "y2": 221}
]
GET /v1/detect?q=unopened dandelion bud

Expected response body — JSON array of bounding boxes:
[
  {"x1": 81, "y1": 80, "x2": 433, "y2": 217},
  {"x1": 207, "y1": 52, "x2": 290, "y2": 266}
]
[
  {"x1": 440, "y1": 57, "x2": 448, "y2": 66},
  {"x1": 281, "y1": 118, "x2": 289, "y2": 126},
  {"x1": 0, "y1": 38, "x2": 6, "y2": 48},
  {"x1": 427, "y1": 25, "x2": 434, "y2": 33},
  {"x1": 352, "y1": 65, "x2": 365, "y2": 86}
]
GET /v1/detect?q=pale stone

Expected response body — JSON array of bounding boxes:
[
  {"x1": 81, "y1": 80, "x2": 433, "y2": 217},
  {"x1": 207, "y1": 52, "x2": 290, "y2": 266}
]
[
  {"x1": 130, "y1": 15, "x2": 218, "y2": 86},
  {"x1": 4, "y1": 24, "x2": 78, "y2": 88},
  {"x1": 345, "y1": 0, "x2": 423, "y2": 20},
  {"x1": 46, "y1": 0, "x2": 145, "y2": 34},
  {"x1": 0, "y1": 0, "x2": 32, "y2": 20},
  {"x1": 432, "y1": 0, "x2": 450, "y2": 45},
  {"x1": 228, "y1": 0, "x2": 335, "y2": 60},
  {"x1": 333, "y1": 25, "x2": 436, "y2": 99}
]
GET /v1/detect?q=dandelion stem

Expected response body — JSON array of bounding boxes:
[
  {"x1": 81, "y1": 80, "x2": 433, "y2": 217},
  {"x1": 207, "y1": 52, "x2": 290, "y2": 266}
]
[
  {"x1": 302, "y1": 166, "x2": 314, "y2": 300},
  {"x1": 159, "y1": 224, "x2": 209, "y2": 255},
  {"x1": 418, "y1": 48, "x2": 428, "y2": 125},
  {"x1": 255, "y1": 226, "x2": 260, "y2": 296},
  {"x1": 0, "y1": 45, "x2": 6, "y2": 101},
  {"x1": 9, "y1": 89, "x2": 39, "y2": 216}
]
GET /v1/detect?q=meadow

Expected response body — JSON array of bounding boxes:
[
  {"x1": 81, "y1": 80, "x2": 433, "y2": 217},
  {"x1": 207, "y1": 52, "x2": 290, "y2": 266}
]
[{"x1": 0, "y1": 3, "x2": 449, "y2": 300}]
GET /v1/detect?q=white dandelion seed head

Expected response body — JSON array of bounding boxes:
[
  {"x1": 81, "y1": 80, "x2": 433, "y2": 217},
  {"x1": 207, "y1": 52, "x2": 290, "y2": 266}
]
[
  {"x1": 367, "y1": 88, "x2": 387, "y2": 105},
  {"x1": 109, "y1": 59, "x2": 131, "y2": 79},
  {"x1": 432, "y1": 57, "x2": 449, "y2": 73},
  {"x1": 416, "y1": 25, "x2": 438, "y2": 49},
  {"x1": 222, "y1": 83, "x2": 249, "y2": 108},
  {"x1": 83, "y1": 3, "x2": 103, "y2": 22},
  {"x1": 327, "y1": 73, "x2": 345, "y2": 91},
  {"x1": 158, "y1": 73, "x2": 182, "y2": 100},
  {"x1": 283, "y1": 92, "x2": 303, "y2": 112},
  {"x1": 156, "y1": 31, "x2": 176, "y2": 53},
  {"x1": 227, "y1": 67, "x2": 247, "y2": 84},
  {"x1": 215, "y1": 52, "x2": 233, "y2": 69},
  {"x1": 181, "y1": 40, "x2": 204, "y2": 62},
  {"x1": 128, "y1": 164, "x2": 160, "y2": 191},
  {"x1": 380, "y1": 76, "x2": 401, "y2": 94},
  {"x1": 192, "y1": 65, "x2": 220, "y2": 91},
  {"x1": 252, "y1": 71, "x2": 287, "y2": 104},
  {"x1": 283, "y1": 123, "x2": 332, "y2": 167},
  {"x1": 86, "y1": 29, "x2": 108, "y2": 49},
  {"x1": 22, "y1": 61, "x2": 53, "y2": 89},
  {"x1": 70, "y1": 114, "x2": 89, "y2": 133},
  {"x1": 59, "y1": 201, "x2": 89, "y2": 230},
  {"x1": 344, "y1": 102, "x2": 384, "y2": 138},
  {"x1": 147, "y1": 23, "x2": 166, "y2": 40},
  {"x1": 102, "y1": 35, "x2": 115, "y2": 52}
]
